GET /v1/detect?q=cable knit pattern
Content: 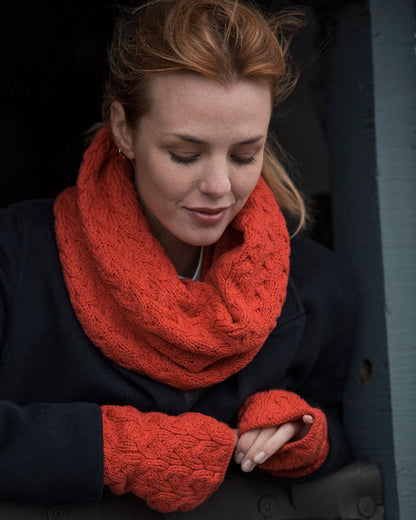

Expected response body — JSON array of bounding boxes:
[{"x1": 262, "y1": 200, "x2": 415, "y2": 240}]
[
  {"x1": 238, "y1": 390, "x2": 329, "y2": 478},
  {"x1": 101, "y1": 406, "x2": 235, "y2": 512},
  {"x1": 54, "y1": 125, "x2": 290, "y2": 390}
]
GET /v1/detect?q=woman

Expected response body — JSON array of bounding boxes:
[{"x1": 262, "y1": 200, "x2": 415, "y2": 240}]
[{"x1": 0, "y1": 0, "x2": 353, "y2": 514}]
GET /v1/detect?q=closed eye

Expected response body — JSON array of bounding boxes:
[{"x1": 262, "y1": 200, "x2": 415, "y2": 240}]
[
  {"x1": 169, "y1": 153, "x2": 199, "y2": 164},
  {"x1": 231, "y1": 155, "x2": 257, "y2": 165},
  {"x1": 169, "y1": 152, "x2": 257, "y2": 166}
]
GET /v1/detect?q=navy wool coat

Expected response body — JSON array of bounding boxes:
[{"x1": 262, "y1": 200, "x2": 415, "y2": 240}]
[{"x1": 0, "y1": 199, "x2": 354, "y2": 504}]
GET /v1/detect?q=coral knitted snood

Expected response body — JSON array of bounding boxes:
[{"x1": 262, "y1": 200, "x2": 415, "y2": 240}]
[
  {"x1": 54, "y1": 125, "x2": 290, "y2": 390},
  {"x1": 54, "y1": 126, "x2": 329, "y2": 513}
]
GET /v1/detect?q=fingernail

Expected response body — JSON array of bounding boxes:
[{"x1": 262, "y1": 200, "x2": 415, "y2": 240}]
[
  {"x1": 254, "y1": 451, "x2": 266, "y2": 464},
  {"x1": 235, "y1": 452, "x2": 245, "y2": 464},
  {"x1": 242, "y1": 460, "x2": 254, "y2": 472}
]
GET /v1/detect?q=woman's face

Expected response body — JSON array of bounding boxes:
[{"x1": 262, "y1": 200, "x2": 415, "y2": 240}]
[{"x1": 115, "y1": 72, "x2": 272, "y2": 255}]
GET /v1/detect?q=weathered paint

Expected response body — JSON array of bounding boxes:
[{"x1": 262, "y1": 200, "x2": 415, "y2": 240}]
[
  {"x1": 368, "y1": 0, "x2": 416, "y2": 518},
  {"x1": 328, "y1": 0, "x2": 416, "y2": 518},
  {"x1": 326, "y1": 3, "x2": 392, "y2": 520}
]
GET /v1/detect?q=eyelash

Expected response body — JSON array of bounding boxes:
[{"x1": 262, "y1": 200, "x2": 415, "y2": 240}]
[
  {"x1": 232, "y1": 155, "x2": 256, "y2": 165},
  {"x1": 169, "y1": 153, "x2": 256, "y2": 166}
]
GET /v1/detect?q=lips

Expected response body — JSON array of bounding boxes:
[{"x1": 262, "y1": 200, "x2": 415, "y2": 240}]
[
  {"x1": 189, "y1": 207, "x2": 228, "y2": 214},
  {"x1": 186, "y1": 206, "x2": 229, "y2": 225}
]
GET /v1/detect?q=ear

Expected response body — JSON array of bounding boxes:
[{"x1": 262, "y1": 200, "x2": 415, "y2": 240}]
[{"x1": 110, "y1": 101, "x2": 136, "y2": 160}]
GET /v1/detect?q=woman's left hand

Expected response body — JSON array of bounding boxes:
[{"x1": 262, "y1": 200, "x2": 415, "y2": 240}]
[{"x1": 234, "y1": 415, "x2": 314, "y2": 473}]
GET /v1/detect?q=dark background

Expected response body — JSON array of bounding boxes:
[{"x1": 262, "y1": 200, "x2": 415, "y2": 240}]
[{"x1": 1, "y1": 0, "x2": 342, "y2": 246}]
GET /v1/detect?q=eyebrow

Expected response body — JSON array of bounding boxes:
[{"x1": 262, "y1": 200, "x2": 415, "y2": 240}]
[{"x1": 162, "y1": 133, "x2": 265, "y2": 145}]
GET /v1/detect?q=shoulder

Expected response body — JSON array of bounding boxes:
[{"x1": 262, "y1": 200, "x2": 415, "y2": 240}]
[
  {"x1": 0, "y1": 198, "x2": 56, "y2": 252},
  {"x1": 0, "y1": 199, "x2": 55, "y2": 233},
  {"x1": 289, "y1": 233, "x2": 348, "y2": 288},
  {"x1": 0, "y1": 199, "x2": 57, "y2": 288},
  {"x1": 288, "y1": 233, "x2": 353, "y2": 314}
]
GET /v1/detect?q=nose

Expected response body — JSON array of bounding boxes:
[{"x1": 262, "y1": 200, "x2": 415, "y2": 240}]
[{"x1": 198, "y1": 158, "x2": 232, "y2": 199}]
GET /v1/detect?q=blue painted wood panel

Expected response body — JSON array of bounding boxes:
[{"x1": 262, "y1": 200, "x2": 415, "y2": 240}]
[
  {"x1": 369, "y1": 0, "x2": 416, "y2": 518},
  {"x1": 328, "y1": 1, "x2": 415, "y2": 518}
]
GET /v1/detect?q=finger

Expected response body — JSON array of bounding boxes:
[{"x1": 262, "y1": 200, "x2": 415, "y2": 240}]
[
  {"x1": 234, "y1": 428, "x2": 261, "y2": 464},
  {"x1": 292, "y1": 415, "x2": 314, "y2": 441},
  {"x1": 241, "y1": 421, "x2": 304, "y2": 472},
  {"x1": 239, "y1": 427, "x2": 279, "y2": 472},
  {"x1": 233, "y1": 428, "x2": 239, "y2": 445}
]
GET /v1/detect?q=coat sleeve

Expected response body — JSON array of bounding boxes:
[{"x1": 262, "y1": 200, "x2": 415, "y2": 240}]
[
  {"x1": 0, "y1": 203, "x2": 103, "y2": 503},
  {"x1": 0, "y1": 400, "x2": 103, "y2": 502}
]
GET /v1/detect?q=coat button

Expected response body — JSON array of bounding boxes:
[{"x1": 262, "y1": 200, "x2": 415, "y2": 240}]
[
  {"x1": 258, "y1": 495, "x2": 278, "y2": 517},
  {"x1": 48, "y1": 505, "x2": 68, "y2": 520},
  {"x1": 358, "y1": 496, "x2": 376, "y2": 517}
]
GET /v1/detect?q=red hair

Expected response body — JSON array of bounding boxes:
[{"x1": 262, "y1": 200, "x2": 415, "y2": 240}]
[{"x1": 102, "y1": 0, "x2": 307, "y2": 231}]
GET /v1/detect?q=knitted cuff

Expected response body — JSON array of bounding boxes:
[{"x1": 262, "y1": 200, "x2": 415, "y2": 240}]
[
  {"x1": 101, "y1": 406, "x2": 235, "y2": 513},
  {"x1": 238, "y1": 390, "x2": 329, "y2": 478}
]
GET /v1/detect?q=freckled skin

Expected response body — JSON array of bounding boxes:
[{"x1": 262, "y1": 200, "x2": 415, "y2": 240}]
[{"x1": 112, "y1": 72, "x2": 272, "y2": 275}]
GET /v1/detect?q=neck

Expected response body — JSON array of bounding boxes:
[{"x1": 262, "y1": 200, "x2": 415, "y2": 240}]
[{"x1": 163, "y1": 240, "x2": 201, "y2": 278}]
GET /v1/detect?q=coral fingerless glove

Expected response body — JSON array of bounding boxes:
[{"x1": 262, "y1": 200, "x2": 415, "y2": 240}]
[
  {"x1": 101, "y1": 406, "x2": 235, "y2": 513},
  {"x1": 238, "y1": 390, "x2": 329, "y2": 478}
]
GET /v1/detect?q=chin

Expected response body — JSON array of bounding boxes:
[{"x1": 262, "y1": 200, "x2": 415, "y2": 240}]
[{"x1": 179, "y1": 228, "x2": 228, "y2": 247}]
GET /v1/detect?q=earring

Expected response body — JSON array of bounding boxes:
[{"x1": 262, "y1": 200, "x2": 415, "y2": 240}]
[{"x1": 118, "y1": 148, "x2": 126, "y2": 160}]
